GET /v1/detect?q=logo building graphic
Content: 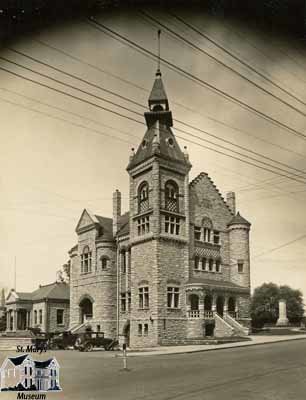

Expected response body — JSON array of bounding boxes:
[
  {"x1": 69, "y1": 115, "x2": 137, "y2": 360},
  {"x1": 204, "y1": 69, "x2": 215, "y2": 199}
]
[{"x1": 0, "y1": 354, "x2": 61, "y2": 392}]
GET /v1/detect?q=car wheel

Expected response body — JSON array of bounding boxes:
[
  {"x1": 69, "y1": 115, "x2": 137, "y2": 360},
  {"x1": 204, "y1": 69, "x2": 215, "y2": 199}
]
[{"x1": 85, "y1": 343, "x2": 93, "y2": 352}]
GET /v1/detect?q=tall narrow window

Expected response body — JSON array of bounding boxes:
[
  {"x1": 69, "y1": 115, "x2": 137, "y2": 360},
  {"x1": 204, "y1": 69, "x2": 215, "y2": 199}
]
[
  {"x1": 165, "y1": 180, "x2": 179, "y2": 212},
  {"x1": 128, "y1": 292, "x2": 131, "y2": 312},
  {"x1": 194, "y1": 226, "x2": 201, "y2": 241},
  {"x1": 204, "y1": 228, "x2": 211, "y2": 243},
  {"x1": 81, "y1": 246, "x2": 92, "y2": 273},
  {"x1": 138, "y1": 324, "x2": 142, "y2": 336},
  {"x1": 165, "y1": 216, "x2": 180, "y2": 235},
  {"x1": 202, "y1": 257, "x2": 207, "y2": 271},
  {"x1": 238, "y1": 261, "x2": 244, "y2": 273},
  {"x1": 121, "y1": 293, "x2": 126, "y2": 312},
  {"x1": 202, "y1": 218, "x2": 213, "y2": 243},
  {"x1": 144, "y1": 324, "x2": 149, "y2": 336},
  {"x1": 34, "y1": 310, "x2": 37, "y2": 325},
  {"x1": 216, "y1": 260, "x2": 221, "y2": 273},
  {"x1": 138, "y1": 182, "x2": 149, "y2": 213},
  {"x1": 101, "y1": 256, "x2": 109, "y2": 270},
  {"x1": 56, "y1": 309, "x2": 64, "y2": 325},
  {"x1": 139, "y1": 287, "x2": 149, "y2": 309},
  {"x1": 213, "y1": 230, "x2": 220, "y2": 244},
  {"x1": 208, "y1": 259, "x2": 214, "y2": 272},
  {"x1": 194, "y1": 256, "x2": 200, "y2": 270},
  {"x1": 39, "y1": 310, "x2": 43, "y2": 325},
  {"x1": 167, "y1": 287, "x2": 180, "y2": 308},
  {"x1": 121, "y1": 250, "x2": 126, "y2": 274},
  {"x1": 137, "y1": 216, "x2": 150, "y2": 236}
]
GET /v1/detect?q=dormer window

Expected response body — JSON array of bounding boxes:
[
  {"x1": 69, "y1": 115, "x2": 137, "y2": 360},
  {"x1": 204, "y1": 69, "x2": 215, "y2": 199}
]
[
  {"x1": 81, "y1": 246, "x2": 92, "y2": 274},
  {"x1": 138, "y1": 181, "x2": 149, "y2": 213},
  {"x1": 165, "y1": 180, "x2": 179, "y2": 212}
]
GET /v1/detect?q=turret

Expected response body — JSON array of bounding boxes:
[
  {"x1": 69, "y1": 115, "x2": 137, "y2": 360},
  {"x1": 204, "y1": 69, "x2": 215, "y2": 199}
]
[{"x1": 228, "y1": 212, "x2": 251, "y2": 288}]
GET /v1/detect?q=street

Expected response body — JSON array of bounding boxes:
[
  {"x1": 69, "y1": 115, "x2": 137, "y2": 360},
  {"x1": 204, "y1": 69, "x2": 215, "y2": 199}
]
[{"x1": 1, "y1": 339, "x2": 306, "y2": 399}]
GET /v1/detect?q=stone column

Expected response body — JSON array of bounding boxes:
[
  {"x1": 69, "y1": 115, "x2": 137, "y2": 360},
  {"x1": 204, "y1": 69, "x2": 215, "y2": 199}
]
[
  {"x1": 276, "y1": 299, "x2": 289, "y2": 326},
  {"x1": 199, "y1": 292, "x2": 205, "y2": 318},
  {"x1": 6, "y1": 310, "x2": 10, "y2": 331},
  {"x1": 223, "y1": 295, "x2": 229, "y2": 315},
  {"x1": 212, "y1": 294, "x2": 217, "y2": 314},
  {"x1": 13, "y1": 310, "x2": 17, "y2": 331}
]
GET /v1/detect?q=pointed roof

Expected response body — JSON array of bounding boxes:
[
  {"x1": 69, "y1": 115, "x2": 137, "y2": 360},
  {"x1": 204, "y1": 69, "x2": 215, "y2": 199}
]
[
  {"x1": 8, "y1": 354, "x2": 31, "y2": 366},
  {"x1": 228, "y1": 212, "x2": 251, "y2": 227},
  {"x1": 127, "y1": 120, "x2": 189, "y2": 170},
  {"x1": 148, "y1": 70, "x2": 169, "y2": 110}
]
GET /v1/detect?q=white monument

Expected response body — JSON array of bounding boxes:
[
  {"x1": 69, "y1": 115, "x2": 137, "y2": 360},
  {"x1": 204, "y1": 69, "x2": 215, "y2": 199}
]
[{"x1": 276, "y1": 298, "x2": 289, "y2": 326}]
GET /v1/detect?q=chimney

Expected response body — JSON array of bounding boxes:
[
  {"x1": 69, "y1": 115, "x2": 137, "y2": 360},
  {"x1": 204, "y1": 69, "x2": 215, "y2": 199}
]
[
  {"x1": 226, "y1": 192, "x2": 236, "y2": 215},
  {"x1": 113, "y1": 189, "x2": 122, "y2": 236}
]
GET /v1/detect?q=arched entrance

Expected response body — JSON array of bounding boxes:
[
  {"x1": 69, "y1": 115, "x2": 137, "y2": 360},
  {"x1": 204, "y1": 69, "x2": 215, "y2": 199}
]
[
  {"x1": 190, "y1": 294, "x2": 199, "y2": 310},
  {"x1": 228, "y1": 297, "x2": 236, "y2": 317},
  {"x1": 216, "y1": 296, "x2": 224, "y2": 316},
  {"x1": 79, "y1": 297, "x2": 93, "y2": 323}
]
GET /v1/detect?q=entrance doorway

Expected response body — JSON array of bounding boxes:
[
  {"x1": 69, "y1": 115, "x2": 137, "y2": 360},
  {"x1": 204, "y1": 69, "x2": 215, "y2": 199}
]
[
  {"x1": 216, "y1": 296, "x2": 224, "y2": 317},
  {"x1": 79, "y1": 297, "x2": 93, "y2": 323}
]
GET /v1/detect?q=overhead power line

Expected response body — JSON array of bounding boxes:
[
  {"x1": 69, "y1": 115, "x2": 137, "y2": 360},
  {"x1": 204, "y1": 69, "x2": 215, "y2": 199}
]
[
  {"x1": 167, "y1": 11, "x2": 306, "y2": 111},
  {"x1": 252, "y1": 234, "x2": 306, "y2": 260},
  {"x1": 2, "y1": 59, "x2": 306, "y2": 186},
  {"x1": 86, "y1": 17, "x2": 306, "y2": 143},
  {"x1": 4, "y1": 48, "x2": 306, "y2": 178},
  {"x1": 34, "y1": 38, "x2": 306, "y2": 161}
]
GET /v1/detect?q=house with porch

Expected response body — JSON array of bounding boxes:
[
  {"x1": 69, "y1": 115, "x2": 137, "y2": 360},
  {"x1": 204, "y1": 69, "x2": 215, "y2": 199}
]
[
  {"x1": 68, "y1": 67, "x2": 252, "y2": 347},
  {"x1": 5, "y1": 282, "x2": 69, "y2": 334}
]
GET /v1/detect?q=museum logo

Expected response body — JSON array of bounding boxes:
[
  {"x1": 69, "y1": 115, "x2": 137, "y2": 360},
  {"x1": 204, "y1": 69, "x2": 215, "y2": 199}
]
[{"x1": 0, "y1": 354, "x2": 62, "y2": 396}]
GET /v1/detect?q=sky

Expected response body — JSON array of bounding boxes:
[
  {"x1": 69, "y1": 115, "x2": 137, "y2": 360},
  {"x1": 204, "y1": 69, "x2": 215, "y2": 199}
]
[{"x1": 0, "y1": 7, "x2": 306, "y2": 301}]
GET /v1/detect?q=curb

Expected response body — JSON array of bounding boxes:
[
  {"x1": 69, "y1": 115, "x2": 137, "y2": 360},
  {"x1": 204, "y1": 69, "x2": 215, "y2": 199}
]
[{"x1": 115, "y1": 336, "x2": 306, "y2": 357}]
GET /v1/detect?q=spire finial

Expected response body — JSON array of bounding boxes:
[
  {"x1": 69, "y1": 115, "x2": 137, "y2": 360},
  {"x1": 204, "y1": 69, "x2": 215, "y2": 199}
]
[{"x1": 156, "y1": 29, "x2": 162, "y2": 76}]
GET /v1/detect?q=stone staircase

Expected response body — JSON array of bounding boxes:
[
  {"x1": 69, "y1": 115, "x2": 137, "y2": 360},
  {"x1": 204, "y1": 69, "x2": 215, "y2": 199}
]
[{"x1": 223, "y1": 313, "x2": 250, "y2": 336}]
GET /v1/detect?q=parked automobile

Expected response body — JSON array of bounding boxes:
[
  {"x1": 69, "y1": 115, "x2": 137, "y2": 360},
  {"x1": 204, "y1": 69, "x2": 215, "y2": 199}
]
[
  {"x1": 49, "y1": 331, "x2": 78, "y2": 350},
  {"x1": 74, "y1": 331, "x2": 119, "y2": 352}
]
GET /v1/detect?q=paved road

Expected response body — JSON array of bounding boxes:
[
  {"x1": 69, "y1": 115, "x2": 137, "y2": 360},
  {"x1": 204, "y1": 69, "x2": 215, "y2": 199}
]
[{"x1": 1, "y1": 340, "x2": 306, "y2": 399}]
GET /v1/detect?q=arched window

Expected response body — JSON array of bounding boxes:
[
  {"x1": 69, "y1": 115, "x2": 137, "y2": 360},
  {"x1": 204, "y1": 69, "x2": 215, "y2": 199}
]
[
  {"x1": 165, "y1": 180, "x2": 179, "y2": 212},
  {"x1": 81, "y1": 246, "x2": 92, "y2": 274},
  {"x1": 101, "y1": 256, "x2": 109, "y2": 270},
  {"x1": 138, "y1": 181, "x2": 149, "y2": 213}
]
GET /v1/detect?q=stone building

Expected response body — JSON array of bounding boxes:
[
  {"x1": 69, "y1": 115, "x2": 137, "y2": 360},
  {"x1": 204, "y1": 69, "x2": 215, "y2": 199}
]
[
  {"x1": 69, "y1": 68, "x2": 251, "y2": 347},
  {"x1": 5, "y1": 282, "x2": 69, "y2": 334}
]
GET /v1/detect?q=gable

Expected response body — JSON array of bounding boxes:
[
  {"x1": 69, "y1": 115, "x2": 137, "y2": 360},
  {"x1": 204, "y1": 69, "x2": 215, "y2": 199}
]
[
  {"x1": 6, "y1": 291, "x2": 18, "y2": 304},
  {"x1": 75, "y1": 209, "x2": 96, "y2": 232},
  {"x1": 189, "y1": 173, "x2": 233, "y2": 231}
]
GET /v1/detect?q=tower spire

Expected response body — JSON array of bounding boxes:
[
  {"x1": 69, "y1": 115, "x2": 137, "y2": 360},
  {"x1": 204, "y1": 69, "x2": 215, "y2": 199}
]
[{"x1": 157, "y1": 29, "x2": 161, "y2": 76}]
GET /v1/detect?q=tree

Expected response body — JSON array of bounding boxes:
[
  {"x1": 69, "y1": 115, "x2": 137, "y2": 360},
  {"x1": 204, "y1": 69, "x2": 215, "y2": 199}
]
[
  {"x1": 57, "y1": 260, "x2": 71, "y2": 284},
  {"x1": 251, "y1": 282, "x2": 304, "y2": 328}
]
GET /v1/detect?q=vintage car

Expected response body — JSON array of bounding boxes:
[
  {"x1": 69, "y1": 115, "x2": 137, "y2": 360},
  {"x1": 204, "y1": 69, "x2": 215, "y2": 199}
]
[
  {"x1": 49, "y1": 331, "x2": 78, "y2": 350},
  {"x1": 74, "y1": 331, "x2": 119, "y2": 352}
]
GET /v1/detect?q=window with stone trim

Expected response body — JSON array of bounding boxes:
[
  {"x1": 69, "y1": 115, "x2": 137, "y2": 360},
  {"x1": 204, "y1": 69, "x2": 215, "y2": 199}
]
[
  {"x1": 101, "y1": 256, "x2": 109, "y2": 270},
  {"x1": 137, "y1": 216, "x2": 150, "y2": 236},
  {"x1": 56, "y1": 309, "x2": 64, "y2": 325},
  {"x1": 194, "y1": 256, "x2": 200, "y2": 270},
  {"x1": 144, "y1": 323, "x2": 149, "y2": 336},
  {"x1": 165, "y1": 180, "x2": 179, "y2": 212},
  {"x1": 165, "y1": 215, "x2": 180, "y2": 235},
  {"x1": 213, "y1": 230, "x2": 220, "y2": 244},
  {"x1": 202, "y1": 257, "x2": 207, "y2": 271},
  {"x1": 121, "y1": 250, "x2": 127, "y2": 274},
  {"x1": 139, "y1": 286, "x2": 149, "y2": 309},
  {"x1": 81, "y1": 246, "x2": 92, "y2": 274},
  {"x1": 34, "y1": 310, "x2": 37, "y2": 325},
  {"x1": 194, "y1": 225, "x2": 201, "y2": 241},
  {"x1": 208, "y1": 259, "x2": 214, "y2": 272},
  {"x1": 167, "y1": 287, "x2": 180, "y2": 308},
  {"x1": 204, "y1": 228, "x2": 211, "y2": 243},
  {"x1": 121, "y1": 293, "x2": 126, "y2": 312},
  {"x1": 39, "y1": 309, "x2": 43, "y2": 324},
  {"x1": 216, "y1": 259, "x2": 221, "y2": 273},
  {"x1": 128, "y1": 292, "x2": 131, "y2": 312},
  {"x1": 138, "y1": 181, "x2": 149, "y2": 213},
  {"x1": 138, "y1": 324, "x2": 142, "y2": 336},
  {"x1": 238, "y1": 261, "x2": 244, "y2": 273}
]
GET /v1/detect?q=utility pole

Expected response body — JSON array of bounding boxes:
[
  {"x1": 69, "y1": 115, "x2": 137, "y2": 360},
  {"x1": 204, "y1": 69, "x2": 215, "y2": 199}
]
[{"x1": 14, "y1": 256, "x2": 16, "y2": 291}]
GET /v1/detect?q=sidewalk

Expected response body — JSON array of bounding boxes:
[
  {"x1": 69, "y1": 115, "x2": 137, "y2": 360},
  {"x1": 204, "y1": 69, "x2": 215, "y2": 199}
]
[{"x1": 117, "y1": 334, "x2": 306, "y2": 357}]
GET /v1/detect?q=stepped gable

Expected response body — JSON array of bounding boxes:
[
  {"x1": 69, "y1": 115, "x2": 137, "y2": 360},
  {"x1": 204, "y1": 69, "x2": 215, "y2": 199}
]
[
  {"x1": 189, "y1": 172, "x2": 234, "y2": 215},
  {"x1": 228, "y1": 212, "x2": 251, "y2": 227}
]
